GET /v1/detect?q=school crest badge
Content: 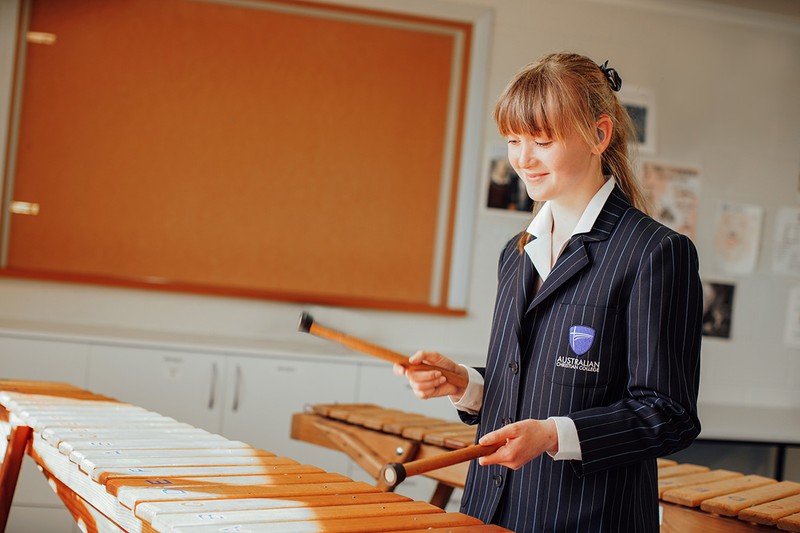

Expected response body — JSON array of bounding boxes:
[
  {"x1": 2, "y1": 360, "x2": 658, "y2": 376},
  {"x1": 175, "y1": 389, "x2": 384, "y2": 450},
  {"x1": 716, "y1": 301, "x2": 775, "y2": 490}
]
[{"x1": 569, "y1": 325, "x2": 595, "y2": 355}]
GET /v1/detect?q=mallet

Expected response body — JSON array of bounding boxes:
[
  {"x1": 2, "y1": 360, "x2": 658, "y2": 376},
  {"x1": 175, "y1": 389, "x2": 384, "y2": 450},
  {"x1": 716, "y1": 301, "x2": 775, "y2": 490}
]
[
  {"x1": 297, "y1": 312, "x2": 468, "y2": 390},
  {"x1": 380, "y1": 442, "x2": 503, "y2": 488}
]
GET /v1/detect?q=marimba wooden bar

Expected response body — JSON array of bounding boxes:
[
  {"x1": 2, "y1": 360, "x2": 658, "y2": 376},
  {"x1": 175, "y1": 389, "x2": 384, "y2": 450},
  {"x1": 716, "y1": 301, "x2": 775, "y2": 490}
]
[
  {"x1": 291, "y1": 403, "x2": 477, "y2": 508},
  {"x1": 0, "y1": 380, "x2": 510, "y2": 532},
  {"x1": 297, "y1": 403, "x2": 800, "y2": 532}
]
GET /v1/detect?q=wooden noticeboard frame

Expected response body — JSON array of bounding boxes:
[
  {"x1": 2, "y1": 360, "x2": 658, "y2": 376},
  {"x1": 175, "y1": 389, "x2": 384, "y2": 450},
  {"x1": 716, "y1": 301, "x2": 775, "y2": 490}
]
[{"x1": 0, "y1": 0, "x2": 490, "y2": 314}]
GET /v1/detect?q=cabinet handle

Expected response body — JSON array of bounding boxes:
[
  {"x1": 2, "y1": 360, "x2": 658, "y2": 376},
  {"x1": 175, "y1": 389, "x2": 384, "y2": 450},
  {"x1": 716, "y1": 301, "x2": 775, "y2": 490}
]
[
  {"x1": 232, "y1": 364, "x2": 242, "y2": 412},
  {"x1": 208, "y1": 362, "x2": 218, "y2": 410}
]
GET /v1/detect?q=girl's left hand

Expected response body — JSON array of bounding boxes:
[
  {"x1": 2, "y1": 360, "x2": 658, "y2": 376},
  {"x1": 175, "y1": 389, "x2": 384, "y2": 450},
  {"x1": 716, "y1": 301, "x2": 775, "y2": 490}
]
[{"x1": 477, "y1": 419, "x2": 559, "y2": 470}]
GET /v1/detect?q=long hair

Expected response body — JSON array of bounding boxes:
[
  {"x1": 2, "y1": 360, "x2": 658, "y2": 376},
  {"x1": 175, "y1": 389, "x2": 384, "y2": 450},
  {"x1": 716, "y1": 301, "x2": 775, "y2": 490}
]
[{"x1": 493, "y1": 52, "x2": 648, "y2": 253}]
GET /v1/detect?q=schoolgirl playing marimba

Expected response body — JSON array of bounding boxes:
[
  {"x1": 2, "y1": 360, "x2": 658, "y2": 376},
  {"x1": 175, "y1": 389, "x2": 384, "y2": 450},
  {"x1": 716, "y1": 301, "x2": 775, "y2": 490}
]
[{"x1": 395, "y1": 52, "x2": 704, "y2": 532}]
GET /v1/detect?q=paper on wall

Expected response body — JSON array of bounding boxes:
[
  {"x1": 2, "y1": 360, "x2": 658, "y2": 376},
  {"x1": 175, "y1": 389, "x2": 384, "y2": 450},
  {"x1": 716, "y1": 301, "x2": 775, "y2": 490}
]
[
  {"x1": 773, "y1": 206, "x2": 800, "y2": 276},
  {"x1": 712, "y1": 202, "x2": 763, "y2": 275}
]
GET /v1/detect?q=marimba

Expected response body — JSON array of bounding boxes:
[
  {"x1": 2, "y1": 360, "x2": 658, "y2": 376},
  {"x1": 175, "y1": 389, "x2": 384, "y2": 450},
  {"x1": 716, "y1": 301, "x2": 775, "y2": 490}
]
[
  {"x1": 295, "y1": 403, "x2": 800, "y2": 532},
  {"x1": 658, "y1": 458, "x2": 800, "y2": 532},
  {"x1": 291, "y1": 403, "x2": 476, "y2": 508},
  {"x1": 0, "y1": 380, "x2": 510, "y2": 532}
]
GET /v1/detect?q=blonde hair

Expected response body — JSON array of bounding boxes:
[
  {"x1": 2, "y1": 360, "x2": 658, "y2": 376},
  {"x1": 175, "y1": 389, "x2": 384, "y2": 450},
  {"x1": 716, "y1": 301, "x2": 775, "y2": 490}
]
[{"x1": 493, "y1": 52, "x2": 648, "y2": 252}]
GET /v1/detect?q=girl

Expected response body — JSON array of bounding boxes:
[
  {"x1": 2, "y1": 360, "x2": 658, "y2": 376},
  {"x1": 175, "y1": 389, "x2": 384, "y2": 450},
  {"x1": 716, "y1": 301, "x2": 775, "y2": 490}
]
[{"x1": 396, "y1": 52, "x2": 702, "y2": 532}]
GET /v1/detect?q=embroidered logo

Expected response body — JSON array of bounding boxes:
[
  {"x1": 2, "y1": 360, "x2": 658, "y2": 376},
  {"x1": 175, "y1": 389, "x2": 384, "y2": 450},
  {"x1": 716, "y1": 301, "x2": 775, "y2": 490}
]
[{"x1": 568, "y1": 325, "x2": 595, "y2": 355}]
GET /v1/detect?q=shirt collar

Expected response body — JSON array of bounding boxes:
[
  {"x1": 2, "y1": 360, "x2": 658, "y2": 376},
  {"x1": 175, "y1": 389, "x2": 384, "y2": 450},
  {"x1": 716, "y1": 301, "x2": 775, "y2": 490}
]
[
  {"x1": 523, "y1": 178, "x2": 616, "y2": 280},
  {"x1": 525, "y1": 177, "x2": 616, "y2": 239}
]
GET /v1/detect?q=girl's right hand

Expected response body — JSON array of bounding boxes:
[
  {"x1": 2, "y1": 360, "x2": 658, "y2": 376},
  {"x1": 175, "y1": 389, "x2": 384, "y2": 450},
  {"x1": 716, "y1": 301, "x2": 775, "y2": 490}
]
[{"x1": 393, "y1": 351, "x2": 468, "y2": 401}]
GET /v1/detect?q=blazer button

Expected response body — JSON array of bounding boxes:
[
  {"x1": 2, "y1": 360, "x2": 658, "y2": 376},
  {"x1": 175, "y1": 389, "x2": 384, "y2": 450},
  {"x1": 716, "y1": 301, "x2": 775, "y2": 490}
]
[
  {"x1": 494, "y1": 474, "x2": 503, "y2": 488},
  {"x1": 502, "y1": 417, "x2": 512, "y2": 426},
  {"x1": 508, "y1": 361, "x2": 519, "y2": 374}
]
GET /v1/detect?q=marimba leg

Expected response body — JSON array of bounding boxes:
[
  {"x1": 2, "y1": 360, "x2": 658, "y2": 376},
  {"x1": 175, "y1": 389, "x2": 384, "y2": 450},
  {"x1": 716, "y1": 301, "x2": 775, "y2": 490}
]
[
  {"x1": 0, "y1": 425, "x2": 33, "y2": 530},
  {"x1": 429, "y1": 482, "x2": 454, "y2": 510}
]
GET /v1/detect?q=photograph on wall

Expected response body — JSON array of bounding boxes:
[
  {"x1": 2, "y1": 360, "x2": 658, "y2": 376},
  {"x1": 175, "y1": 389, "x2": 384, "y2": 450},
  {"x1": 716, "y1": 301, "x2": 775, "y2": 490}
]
[
  {"x1": 773, "y1": 206, "x2": 800, "y2": 276},
  {"x1": 485, "y1": 147, "x2": 533, "y2": 213},
  {"x1": 702, "y1": 281, "x2": 735, "y2": 339},
  {"x1": 619, "y1": 85, "x2": 656, "y2": 154},
  {"x1": 640, "y1": 161, "x2": 700, "y2": 240},
  {"x1": 712, "y1": 202, "x2": 763, "y2": 275}
]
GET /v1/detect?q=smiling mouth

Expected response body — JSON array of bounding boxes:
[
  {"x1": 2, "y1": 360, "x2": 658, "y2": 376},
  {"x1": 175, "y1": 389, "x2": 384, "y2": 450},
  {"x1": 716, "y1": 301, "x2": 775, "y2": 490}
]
[{"x1": 523, "y1": 172, "x2": 548, "y2": 181}]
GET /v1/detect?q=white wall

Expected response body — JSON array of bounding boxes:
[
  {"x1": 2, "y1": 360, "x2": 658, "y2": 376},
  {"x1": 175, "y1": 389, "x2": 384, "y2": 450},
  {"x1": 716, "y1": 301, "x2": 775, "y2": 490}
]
[{"x1": 1, "y1": 0, "x2": 798, "y2": 408}]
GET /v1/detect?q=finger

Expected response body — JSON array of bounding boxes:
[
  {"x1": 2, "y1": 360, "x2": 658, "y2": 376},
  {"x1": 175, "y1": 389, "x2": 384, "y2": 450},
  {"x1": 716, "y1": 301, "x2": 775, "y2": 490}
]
[
  {"x1": 478, "y1": 427, "x2": 509, "y2": 446},
  {"x1": 406, "y1": 366, "x2": 443, "y2": 382},
  {"x1": 410, "y1": 376, "x2": 447, "y2": 396},
  {"x1": 407, "y1": 351, "x2": 430, "y2": 365},
  {"x1": 478, "y1": 445, "x2": 509, "y2": 466},
  {"x1": 392, "y1": 363, "x2": 407, "y2": 376}
]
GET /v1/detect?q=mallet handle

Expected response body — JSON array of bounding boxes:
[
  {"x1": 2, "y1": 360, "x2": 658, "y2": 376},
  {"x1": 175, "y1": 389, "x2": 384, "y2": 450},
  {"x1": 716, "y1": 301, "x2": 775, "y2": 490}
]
[
  {"x1": 381, "y1": 442, "x2": 503, "y2": 487},
  {"x1": 298, "y1": 312, "x2": 468, "y2": 389}
]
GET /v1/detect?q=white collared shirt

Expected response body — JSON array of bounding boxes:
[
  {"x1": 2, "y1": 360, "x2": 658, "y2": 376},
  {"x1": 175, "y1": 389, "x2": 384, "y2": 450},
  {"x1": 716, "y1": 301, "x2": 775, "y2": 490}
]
[{"x1": 453, "y1": 178, "x2": 617, "y2": 461}]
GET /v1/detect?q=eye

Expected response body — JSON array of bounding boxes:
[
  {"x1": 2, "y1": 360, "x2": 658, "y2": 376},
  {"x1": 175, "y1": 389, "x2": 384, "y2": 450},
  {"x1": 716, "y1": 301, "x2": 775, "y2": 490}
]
[
  {"x1": 535, "y1": 140, "x2": 553, "y2": 147},
  {"x1": 506, "y1": 137, "x2": 520, "y2": 146}
]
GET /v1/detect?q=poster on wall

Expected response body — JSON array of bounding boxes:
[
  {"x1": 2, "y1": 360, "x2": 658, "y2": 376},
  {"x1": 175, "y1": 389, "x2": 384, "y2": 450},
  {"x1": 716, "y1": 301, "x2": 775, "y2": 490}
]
[
  {"x1": 773, "y1": 206, "x2": 800, "y2": 276},
  {"x1": 784, "y1": 286, "x2": 800, "y2": 348},
  {"x1": 702, "y1": 281, "x2": 735, "y2": 339},
  {"x1": 619, "y1": 85, "x2": 656, "y2": 155},
  {"x1": 641, "y1": 161, "x2": 700, "y2": 240},
  {"x1": 485, "y1": 144, "x2": 533, "y2": 213},
  {"x1": 712, "y1": 202, "x2": 764, "y2": 275}
]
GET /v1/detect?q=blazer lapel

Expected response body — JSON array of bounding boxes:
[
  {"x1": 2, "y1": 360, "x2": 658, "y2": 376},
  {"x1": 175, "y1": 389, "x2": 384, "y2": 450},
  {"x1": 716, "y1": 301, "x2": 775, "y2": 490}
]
[
  {"x1": 513, "y1": 246, "x2": 536, "y2": 336},
  {"x1": 527, "y1": 237, "x2": 589, "y2": 311},
  {"x1": 526, "y1": 187, "x2": 631, "y2": 313}
]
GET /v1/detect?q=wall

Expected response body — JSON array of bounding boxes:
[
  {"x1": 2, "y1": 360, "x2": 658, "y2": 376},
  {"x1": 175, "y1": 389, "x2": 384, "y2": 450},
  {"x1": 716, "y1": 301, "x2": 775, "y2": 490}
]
[{"x1": 1, "y1": 0, "x2": 798, "y2": 407}]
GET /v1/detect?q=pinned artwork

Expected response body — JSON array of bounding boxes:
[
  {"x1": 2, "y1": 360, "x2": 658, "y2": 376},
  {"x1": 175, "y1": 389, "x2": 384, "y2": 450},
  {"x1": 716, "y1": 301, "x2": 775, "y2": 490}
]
[
  {"x1": 620, "y1": 85, "x2": 657, "y2": 155},
  {"x1": 702, "y1": 282, "x2": 735, "y2": 339},
  {"x1": 773, "y1": 206, "x2": 800, "y2": 276},
  {"x1": 485, "y1": 145, "x2": 533, "y2": 213},
  {"x1": 784, "y1": 286, "x2": 800, "y2": 348},
  {"x1": 641, "y1": 162, "x2": 700, "y2": 240},
  {"x1": 712, "y1": 202, "x2": 764, "y2": 275}
]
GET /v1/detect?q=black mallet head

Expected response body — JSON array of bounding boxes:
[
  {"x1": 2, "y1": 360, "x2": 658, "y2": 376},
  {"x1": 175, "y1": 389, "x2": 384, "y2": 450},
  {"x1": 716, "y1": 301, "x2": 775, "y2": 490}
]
[
  {"x1": 380, "y1": 462, "x2": 407, "y2": 488},
  {"x1": 298, "y1": 312, "x2": 314, "y2": 333}
]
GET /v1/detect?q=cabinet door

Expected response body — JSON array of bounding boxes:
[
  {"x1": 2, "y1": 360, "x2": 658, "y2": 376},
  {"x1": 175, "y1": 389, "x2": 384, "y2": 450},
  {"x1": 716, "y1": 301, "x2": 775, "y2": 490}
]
[
  {"x1": 86, "y1": 344, "x2": 225, "y2": 434},
  {"x1": 221, "y1": 356, "x2": 358, "y2": 476},
  {"x1": 0, "y1": 335, "x2": 89, "y2": 516},
  {"x1": 0, "y1": 335, "x2": 88, "y2": 385}
]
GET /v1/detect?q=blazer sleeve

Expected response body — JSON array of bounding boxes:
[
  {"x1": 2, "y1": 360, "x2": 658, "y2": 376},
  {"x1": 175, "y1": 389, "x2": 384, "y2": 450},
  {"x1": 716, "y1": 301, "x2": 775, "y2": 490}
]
[{"x1": 568, "y1": 232, "x2": 703, "y2": 476}]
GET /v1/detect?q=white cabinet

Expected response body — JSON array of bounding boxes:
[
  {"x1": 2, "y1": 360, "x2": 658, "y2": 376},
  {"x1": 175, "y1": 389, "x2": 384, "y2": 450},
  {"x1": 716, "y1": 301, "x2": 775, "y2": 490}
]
[
  {"x1": 220, "y1": 355, "x2": 358, "y2": 476},
  {"x1": 0, "y1": 336, "x2": 88, "y2": 386},
  {"x1": 0, "y1": 334, "x2": 87, "y2": 533},
  {"x1": 86, "y1": 344, "x2": 226, "y2": 434}
]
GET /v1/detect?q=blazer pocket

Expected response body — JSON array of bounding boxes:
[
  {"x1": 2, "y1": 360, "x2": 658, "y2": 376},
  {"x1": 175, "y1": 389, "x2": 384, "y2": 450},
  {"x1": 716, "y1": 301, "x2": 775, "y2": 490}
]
[{"x1": 545, "y1": 303, "x2": 620, "y2": 388}]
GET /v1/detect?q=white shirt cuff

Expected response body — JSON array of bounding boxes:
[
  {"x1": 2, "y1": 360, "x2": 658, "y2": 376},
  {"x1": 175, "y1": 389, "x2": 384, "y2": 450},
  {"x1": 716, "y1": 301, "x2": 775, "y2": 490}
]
[
  {"x1": 547, "y1": 416, "x2": 582, "y2": 461},
  {"x1": 450, "y1": 365, "x2": 484, "y2": 415}
]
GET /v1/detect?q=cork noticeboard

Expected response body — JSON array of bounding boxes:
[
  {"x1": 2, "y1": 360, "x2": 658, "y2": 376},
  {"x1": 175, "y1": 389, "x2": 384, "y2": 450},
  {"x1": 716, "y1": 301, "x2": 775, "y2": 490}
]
[{"x1": 2, "y1": 0, "x2": 475, "y2": 313}]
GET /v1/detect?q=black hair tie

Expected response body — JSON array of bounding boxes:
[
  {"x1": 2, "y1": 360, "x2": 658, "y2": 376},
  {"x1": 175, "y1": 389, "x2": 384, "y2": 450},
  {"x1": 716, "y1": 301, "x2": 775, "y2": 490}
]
[{"x1": 598, "y1": 60, "x2": 622, "y2": 92}]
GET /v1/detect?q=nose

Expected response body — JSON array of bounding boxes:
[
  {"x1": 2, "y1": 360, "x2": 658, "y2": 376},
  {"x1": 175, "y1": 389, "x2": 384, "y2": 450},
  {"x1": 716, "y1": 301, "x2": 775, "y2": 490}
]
[{"x1": 513, "y1": 139, "x2": 538, "y2": 168}]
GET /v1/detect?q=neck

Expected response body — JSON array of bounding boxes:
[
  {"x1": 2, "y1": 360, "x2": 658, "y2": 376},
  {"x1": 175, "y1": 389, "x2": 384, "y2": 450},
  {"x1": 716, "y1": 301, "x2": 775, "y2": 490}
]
[{"x1": 550, "y1": 172, "x2": 605, "y2": 239}]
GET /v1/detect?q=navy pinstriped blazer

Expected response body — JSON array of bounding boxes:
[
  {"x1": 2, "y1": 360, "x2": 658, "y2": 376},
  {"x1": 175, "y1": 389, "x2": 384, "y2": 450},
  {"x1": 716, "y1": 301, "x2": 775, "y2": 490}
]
[{"x1": 459, "y1": 186, "x2": 702, "y2": 532}]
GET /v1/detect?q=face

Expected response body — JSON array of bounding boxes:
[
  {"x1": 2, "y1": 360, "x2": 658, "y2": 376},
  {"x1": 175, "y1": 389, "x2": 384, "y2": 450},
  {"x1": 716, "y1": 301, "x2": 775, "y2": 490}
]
[{"x1": 506, "y1": 127, "x2": 602, "y2": 209}]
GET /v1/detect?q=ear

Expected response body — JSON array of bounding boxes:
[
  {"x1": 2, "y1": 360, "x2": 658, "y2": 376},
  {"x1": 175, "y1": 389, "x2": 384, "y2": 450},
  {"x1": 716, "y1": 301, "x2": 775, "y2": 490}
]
[{"x1": 594, "y1": 114, "x2": 613, "y2": 155}]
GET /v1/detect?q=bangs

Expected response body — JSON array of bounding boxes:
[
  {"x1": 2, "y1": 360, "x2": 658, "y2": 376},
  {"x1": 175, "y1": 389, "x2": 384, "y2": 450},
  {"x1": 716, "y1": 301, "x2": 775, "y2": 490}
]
[{"x1": 494, "y1": 67, "x2": 582, "y2": 141}]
